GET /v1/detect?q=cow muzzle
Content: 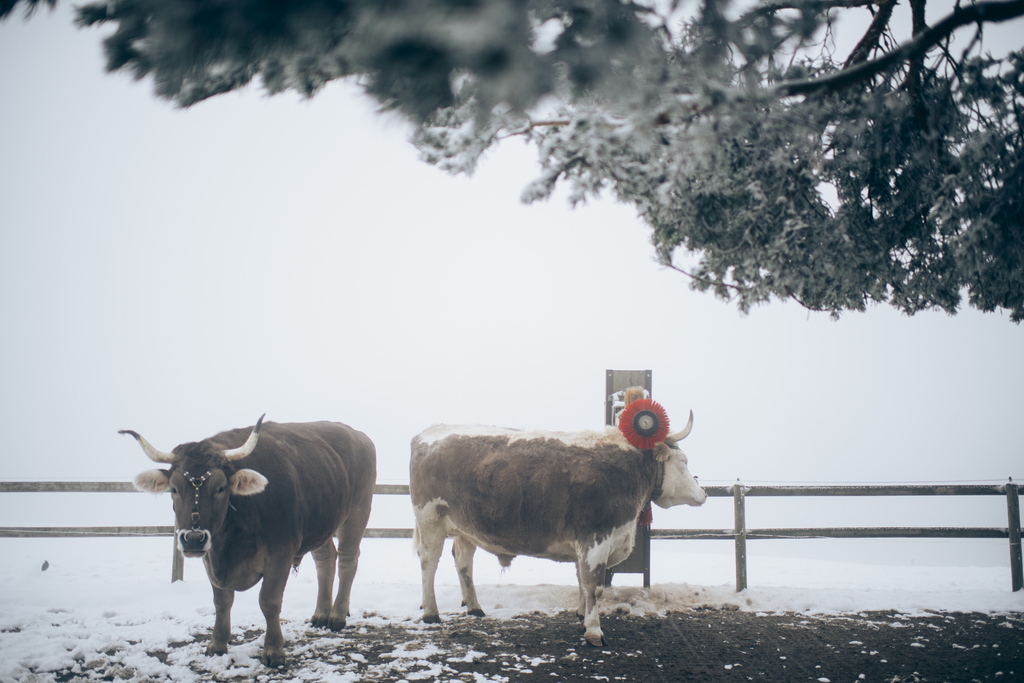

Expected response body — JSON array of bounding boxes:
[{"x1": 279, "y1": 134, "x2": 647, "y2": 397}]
[{"x1": 176, "y1": 528, "x2": 212, "y2": 557}]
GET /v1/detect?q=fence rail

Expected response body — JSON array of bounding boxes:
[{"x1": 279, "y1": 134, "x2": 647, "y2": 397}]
[
  {"x1": 689, "y1": 482, "x2": 1022, "y2": 592},
  {"x1": 0, "y1": 482, "x2": 415, "y2": 581},
  {"x1": 655, "y1": 527, "x2": 1011, "y2": 539},
  {"x1": 2, "y1": 480, "x2": 1020, "y2": 591}
]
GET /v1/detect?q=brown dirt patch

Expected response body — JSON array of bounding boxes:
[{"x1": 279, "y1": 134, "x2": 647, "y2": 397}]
[{"x1": 53, "y1": 609, "x2": 1023, "y2": 681}]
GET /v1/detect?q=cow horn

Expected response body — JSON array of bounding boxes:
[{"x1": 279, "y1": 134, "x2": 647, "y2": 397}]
[
  {"x1": 118, "y1": 429, "x2": 177, "y2": 464},
  {"x1": 223, "y1": 414, "x2": 265, "y2": 461},
  {"x1": 665, "y1": 410, "x2": 694, "y2": 444}
]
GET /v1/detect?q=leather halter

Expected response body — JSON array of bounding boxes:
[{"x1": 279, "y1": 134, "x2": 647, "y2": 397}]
[
  {"x1": 184, "y1": 470, "x2": 213, "y2": 530},
  {"x1": 651, "y1": 458, "x2": 666, "y2": 502}
]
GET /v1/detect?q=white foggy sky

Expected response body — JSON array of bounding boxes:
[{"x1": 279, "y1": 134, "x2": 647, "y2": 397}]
[{"x1": 0, "y1": 3, "x2": 1021, "y2": 565}]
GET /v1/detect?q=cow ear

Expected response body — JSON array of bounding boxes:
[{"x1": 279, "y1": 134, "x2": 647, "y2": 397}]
[
  {"x1": 652, "y1": 442, "x2": 673, "y2": 463},
  {"x1": 134, "y1": 469, "x2": 171, "y2": 493},
  {"x1": 230, "y1": 469, "x2": 268, "y2": 496}
]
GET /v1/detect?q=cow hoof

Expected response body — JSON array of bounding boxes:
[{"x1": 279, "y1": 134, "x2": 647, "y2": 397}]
[
  {"x1": 584, "y1": 633, "x2": 606, "y2": 648},
  {"x1": 328, "y1": 617, "x2": 348, "y2": 631},
  {"x1": 468, "y1": 608, "x2": 486, "y2": 618},
  {"x1": 310, "y1": 615, "x2": 329, "y2": 629},
  {"x1": 422, "y1": 614, "x2": 442, "y2": 624},
  {"x1": 261, "y1": 650, "x2": 287, "y2": 668},
  {"x1": 206, "y1": 644, "x2": 228, "y2": 657}
]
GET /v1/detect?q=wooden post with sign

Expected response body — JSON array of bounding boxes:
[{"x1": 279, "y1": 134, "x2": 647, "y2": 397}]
[{"x1": 604, "y1": 369, "x2": 653, "y2": 587}]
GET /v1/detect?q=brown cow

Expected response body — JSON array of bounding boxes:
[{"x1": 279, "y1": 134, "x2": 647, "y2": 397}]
[
  {"x1": 124, "y1": 416, "x2": 376, "y2": 667},
  {"x1": 410, "y1": 411, "x2": 705, "y2": 647}
]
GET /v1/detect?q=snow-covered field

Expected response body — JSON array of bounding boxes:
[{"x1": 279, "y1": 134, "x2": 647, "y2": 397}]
[{"x1": 1, "y1": 536, "x2": 1021, "y2": 682}]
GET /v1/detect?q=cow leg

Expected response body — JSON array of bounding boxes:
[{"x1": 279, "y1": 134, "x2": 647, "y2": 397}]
[
  {"x1": 258, "y1": 555, "x2": 293, "y2": 668},
  {"x1": 310, "y1": 538, "x2": 337, "y2": 629},
  {"x1": 575, "y1": 553, "x2": 607, "y2": 647},
  {"x1": 414, "y1": 514, "x2": 446, "y2": 624},
  {"x1": 208, "y1": 585, "x2": 234, "y2": 656},
  {"x1": 330, "y1": 509, "x2": 371, "y2": 631},
  {"x1": 574, "y1": 562, "x2": 586, "y2": 622},
  {"x1": 451, "y1": 536, "x2": 485, "y2": 617}
]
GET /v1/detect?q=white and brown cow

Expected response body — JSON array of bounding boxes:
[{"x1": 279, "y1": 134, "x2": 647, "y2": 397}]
[{"x1": 410, "y1": 411, "x2": 705, "y2": 647}]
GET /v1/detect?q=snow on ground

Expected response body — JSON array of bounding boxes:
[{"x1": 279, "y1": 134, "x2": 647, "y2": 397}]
[{"x1": 1, "y1": 536, "x2": 1021, "y2": 682}]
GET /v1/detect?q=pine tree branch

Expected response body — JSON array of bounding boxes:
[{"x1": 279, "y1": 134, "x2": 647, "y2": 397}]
[
  {"x1": 527, "y1": 120, "x2": 572, "y2": 129},
  {"x1": 0, "y1": 0, "x2": 55, "y2": 20},
  {"x1": 905, "y1": 0, "x2": 929, "y2": 131},
  {"x1": 779, "y1": 0, "x2": 1024, "y2": 97},
  {"x1": 791, "y1": 295, "x2": 832, "y2": 313},
  {"x1": 663, "y1": 263, "x2": 832, "y2": 313},
  {"x1": 737, "y1": 0, "x2": 878, "y2": 29},
  {"x1": 498, "y1": 119, "x2": 570, "y2": 140},
  {"x1": 663, "y1": 263, "x2": 753, "y2": 293},
  {"x1": 843, "y1": 0, "x2": 898, "y2": 67}
]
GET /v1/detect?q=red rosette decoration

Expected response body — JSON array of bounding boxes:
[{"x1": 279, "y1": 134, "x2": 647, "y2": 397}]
[{"x1": 618, "y1": 398, "x2": 670, "y2": 450}]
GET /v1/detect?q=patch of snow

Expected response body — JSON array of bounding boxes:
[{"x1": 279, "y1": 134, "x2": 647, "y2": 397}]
[{"x1": 1, "y1": 536, "x2": 1022, "y2": 682}]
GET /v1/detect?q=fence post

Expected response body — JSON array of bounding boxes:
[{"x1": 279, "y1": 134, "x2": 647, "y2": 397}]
[
  {"x1": 734, "y1": 479, "x2": 747, "y2": 592},
  {"x1": 1007, "y1": 478, "x2": 1022, "y2": 592},
  {"x1": 172, "y1": 540, "x2": 184, "y2": 583}
]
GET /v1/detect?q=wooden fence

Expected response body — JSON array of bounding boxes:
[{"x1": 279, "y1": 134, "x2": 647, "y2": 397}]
[
  {"x1": 1, "y1": 480, "x2": 1021, "y2": 592},
  {"x1": 664, "y1": 481, "x2": 1023, "y2": 592},
  {"x1": 0, "y1": 482, "x2": 414, "y2": 582}
]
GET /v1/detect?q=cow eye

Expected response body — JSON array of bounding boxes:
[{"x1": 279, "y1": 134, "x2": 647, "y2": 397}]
[
  {"x1": 216, "y1": 485, "x2": 226, "y2": 495},
  {"x1": 169, "y1": 486, "x2": 178, "y2": 495}
]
